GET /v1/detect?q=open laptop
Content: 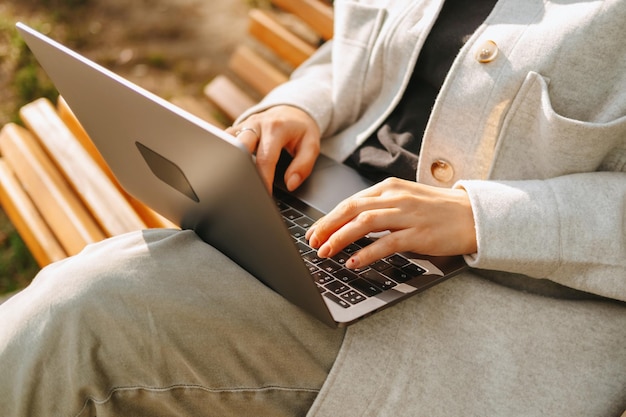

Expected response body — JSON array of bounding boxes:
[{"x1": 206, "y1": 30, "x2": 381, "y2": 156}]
[{"x1": 16, "y1": 22, "x2": 466, "y2": 327}]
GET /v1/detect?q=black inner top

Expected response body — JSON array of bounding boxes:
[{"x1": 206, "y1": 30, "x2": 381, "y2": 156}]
[{"x1": 345, "y1": 0, "x2": 497, "y2": 182}]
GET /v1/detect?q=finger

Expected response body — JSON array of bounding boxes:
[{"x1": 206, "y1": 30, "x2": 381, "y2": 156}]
[
  {"x1": 283, "y1": 134, "x2": 319, "y2": 191},
  {"x1": 312, "y1": 178, "x2": 422, "y2": 243},
  {"x1": 345, "y1": 229, "x2": 415, "y2": 269},
  {"x1": 310, "y1": 181, "x2": 396, "y2": 239},
  {"x1": 309, "y1": 196, "x2": 389, "y2": 247},
  {"x1": 254, "y1": 133, "x2": 282, "y2": 193},
  {"x1": 232, "y1": 126, "x2": 261, "y2": 154},
  {"x1": 315, "y1": 207, "x2": 398, "y2": 258}
]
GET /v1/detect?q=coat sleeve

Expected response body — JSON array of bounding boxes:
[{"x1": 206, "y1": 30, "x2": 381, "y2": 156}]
[
  {"x1": 233, "y1": 41, "x2": 336, "y2": 136},
  {"x1": 457, "y1": 158, "x2": 626, "y2": 302}
]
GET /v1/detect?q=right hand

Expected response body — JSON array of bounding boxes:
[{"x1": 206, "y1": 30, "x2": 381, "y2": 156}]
[{"x1": 226, "y1": 105, "x2": 321, "y2": 193}]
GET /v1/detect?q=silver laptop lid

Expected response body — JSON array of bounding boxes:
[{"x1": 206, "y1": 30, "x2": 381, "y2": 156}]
[{"x1": 16, "y1": 22, "x2": 340, "y2": 326}]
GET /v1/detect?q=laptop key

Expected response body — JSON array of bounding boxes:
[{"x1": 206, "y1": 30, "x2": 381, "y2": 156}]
[
  {"x1": 282, "y1": 208, "x2": 303, "y2": 221},
  {"x1": 324, "y1": 292, "x2": 351, "y2": 308},
  {"x1": 383, "y1": 264, "x2": 425, "y2": 283},
  {"x1": 370, "y1": 259, "x2": 392, "y2": 272},
  {"x1": 312, "y1": 270, "x2": 334, "y2": 285},
  {"x1": 325, "y1": 280, "x2": 350, "y2": 295},
  {"x1": 294, "y1": 216, "x2": 314, "y2": 229},
  {"x1": 335, "y1": 268, "x2": 359, "y2": 283},
  {"x1": 303, "y1": 251, "x2": 323, "y2": 264},
  {"x1": 384, "y1": 267, "x2": 412, "y2": 283},
  {"x1": 341, "y1": 290, "x2": 366, "y2": 305},
  {"x1": 402, "y1": 263, "x2": 426, "y2": 276},
  {"x1": 289, "y1": 225, "x2": 306, "y2": 239},
  {"x1": 386, "y1": 254, "x2": 410, "y2": 268},
  {"x1": 275, "y1": 200, "x2": 289, "y2": 211},
  {"x1": 342, "y1": 243, "x2": 361, "y2": 255},
  {"x1": 350, "y1": 278, "x2": 382, "y2": 297},
  {"x1": 295, "y1": 241, "x2": 311, "y2": 255},
  {"x1": 304, "y1": 260, "x2": 318, "y2": 274},
  {"x1": 332, "y1": 251, "x2": 350, "y2": 265},
  {"x1": 319, "y1": 259, "x2": 343, "y2": 274},
  {"x1": 361, "y1": 269, "x2": 396, "y2": 290}
]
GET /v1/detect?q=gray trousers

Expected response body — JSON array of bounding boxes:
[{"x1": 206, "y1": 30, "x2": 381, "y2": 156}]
[
  {"x1": 0, "y1": 229, "x2": 344, "y2": 416},
  {"x1": 1, "y1": 229, "x2": 625, "y2": 416}
]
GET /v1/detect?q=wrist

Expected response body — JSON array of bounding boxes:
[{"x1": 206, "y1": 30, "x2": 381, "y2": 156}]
[{"x1": 453, "y1": 187, "x2": 478, "y2": 255}]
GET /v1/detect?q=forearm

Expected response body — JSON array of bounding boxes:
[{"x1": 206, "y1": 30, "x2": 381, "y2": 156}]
[{"x1": 458, "y1": 171, "x2": 626, "y2": 301}]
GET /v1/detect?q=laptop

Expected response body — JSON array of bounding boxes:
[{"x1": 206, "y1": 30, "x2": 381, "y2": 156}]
[{"x1": 16, "y1": 22, "x2": 467, "y2": 327}]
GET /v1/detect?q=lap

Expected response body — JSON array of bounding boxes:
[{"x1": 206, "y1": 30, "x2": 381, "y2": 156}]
[
  {"x1": 0, "y1": 229, "x2": 344, "y2": 416},
  {"x1": 5, "y1": 229, "x2": 623, "y2": 416},
  {"x1": 311, "y1": 271, "x2": 626, "y2": 416}
]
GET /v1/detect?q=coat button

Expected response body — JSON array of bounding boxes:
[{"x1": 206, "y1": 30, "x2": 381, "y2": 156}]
[
  {"x1": 475, "y1": 40, "x2": 498, "y2": 63},
  {"x1": 430, "y1": 160, "x2": 454, "y2": 183}
]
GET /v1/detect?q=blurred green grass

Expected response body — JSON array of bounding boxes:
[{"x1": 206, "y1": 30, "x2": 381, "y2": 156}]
[
  {"x1": 0, "y1": 1, "x2": 87, "y2": 295},
  {"x1": 0, "y1": 213, "x2": 39, "y2": 295}
]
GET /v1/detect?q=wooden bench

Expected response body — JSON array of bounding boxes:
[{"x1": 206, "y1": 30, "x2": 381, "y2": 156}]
[
  {"x1": 0, "y1": 0, "x2": 333, "y2": 269},
  {"x1": 204, "y1": 0, "x2": 333, "y2": 123},
  {"x1": 0, "y1": 97, "x2": 177, "y2": 267}
]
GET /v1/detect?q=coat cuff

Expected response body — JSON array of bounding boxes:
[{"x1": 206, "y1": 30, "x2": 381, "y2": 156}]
[{"x1": 455, "y1": 179, "x2": 562, "y2": 278}]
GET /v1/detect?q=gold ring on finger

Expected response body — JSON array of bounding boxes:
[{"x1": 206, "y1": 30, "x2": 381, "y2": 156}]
[{"x1": 234, "y1": 127, "x2": 260, "y2": 140}]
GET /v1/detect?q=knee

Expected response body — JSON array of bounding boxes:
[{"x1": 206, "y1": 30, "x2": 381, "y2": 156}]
[
  {"x1": 23, "y1": 229, "x2": 188, "y2": 321},
  {"x1": 37, "y1": 228, "x2": 187, "y2": 287}
]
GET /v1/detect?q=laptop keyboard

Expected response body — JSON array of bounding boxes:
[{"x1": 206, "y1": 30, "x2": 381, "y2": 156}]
[{"x1": 275, "y1": 194, "x2": 426, "y2": 309}]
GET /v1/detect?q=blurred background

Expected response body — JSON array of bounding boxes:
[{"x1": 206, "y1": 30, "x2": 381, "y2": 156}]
[{"x1": 0, "y1": 0, "x2": 256, "y2": 295}]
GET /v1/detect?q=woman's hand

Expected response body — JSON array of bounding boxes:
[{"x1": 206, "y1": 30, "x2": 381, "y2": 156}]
[
  {"x1": 305, "y1": 178, "x2": 477, "y2": 269},
  {"x1": 226, "y1": 105, "x2": 321, "y2": 192}
]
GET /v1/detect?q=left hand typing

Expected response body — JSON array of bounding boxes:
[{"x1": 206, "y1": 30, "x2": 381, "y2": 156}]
[{"x1": 305, "y1": 178, "x2": 477, "y2": 269}]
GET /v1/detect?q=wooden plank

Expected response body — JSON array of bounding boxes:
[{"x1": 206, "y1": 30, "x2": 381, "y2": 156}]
[
  {"x1": 203, "y1": 2, "x2": 333, "y2": 124},
  {"x1": 0, "y1": 159, "x2": 67, "y2": 267},
  {"x1": 0, "y1": 124, "x2": 105, "y2": 255},
  {"x1": 248, "y1": 9, "x2": 317, "y2": 68},
  {"x1": 228, "y1": 45, "x2": 289, "y2": 97},
  {"x1": 56, "y1": 95, "x2": 113, "y2": 181},
  {"x1": 204, "y1": 74, "x2": 257, "y2": 122},
  {"x1": 169, "y1": 95, "x2": 226, "y2": 129},
  {"x1": 20, "y1": 98, "x2": 147, "y2": 236},
  {"x1": 271, "y1": 0, "x2": 334, "y2": 40},
  {"x1": 56, "y1": 96, "x2": 177, "y2": 230}
]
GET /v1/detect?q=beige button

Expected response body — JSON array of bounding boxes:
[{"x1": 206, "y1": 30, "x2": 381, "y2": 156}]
[
  {"x1": 430, "y1": 160, "x2": 454, "y2": 183},
  {"x1": 475, "y1": 40, "x2": 498, "y2": 63}
]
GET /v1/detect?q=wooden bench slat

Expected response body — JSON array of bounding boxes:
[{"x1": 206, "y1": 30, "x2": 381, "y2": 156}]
[
  {"x1": 229, "y1": 45, "x2": 289, "y2": 97},
  {"x1": 205, "y1": 2, "x2": 333, "y2": 125},
  {"x1": 248, "y1": 9, "x2": 317, "y2": 68},
  {"x1": 169, "y1": 96, "x2": 226, "y2": 129},
  {"x1": 203, "y1": 74, "x2": 257, "y2": 122},
  {"x1": 56, "y1": 96, "x2": 113, "y2": 181},
  {"x1": 20, "y1": 98, "x2": 148, "y2": 236},
  {"x1": 56, "y1": 96, "x2": 177, "y2": 230},
  {"x1": 0, "y1": 159, "x2": 67, "y2": 266},
  {"x1": 0, "y1": 124, "x2": 105, "y2": 255},
  {"x1": 271, "y1": 0, "x2": 333, "y2": 40}
]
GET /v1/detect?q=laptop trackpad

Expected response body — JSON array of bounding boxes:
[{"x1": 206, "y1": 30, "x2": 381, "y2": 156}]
[{"x1": 275, "y1": 151, "x2": 373, "y2": 214}]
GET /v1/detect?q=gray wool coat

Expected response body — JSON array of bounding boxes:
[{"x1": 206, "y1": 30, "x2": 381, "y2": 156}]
[{"x1": 238, "y1": 0, "x2": 626, "y2": 415}]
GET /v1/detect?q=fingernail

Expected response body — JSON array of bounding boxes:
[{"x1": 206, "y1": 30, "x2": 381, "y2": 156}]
[
  {"x1": 317, "y1": 243, "x2": 330, "y2": 258},
  {"x1": 286, "y1": 173, "x2": 301, "y2": 191},
  {"x1": 308, "y1": 236, "x2": 319, "y2": 249},
  {"x1": 347, "y1": 256, "x2": 360, "y2": 269}
]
